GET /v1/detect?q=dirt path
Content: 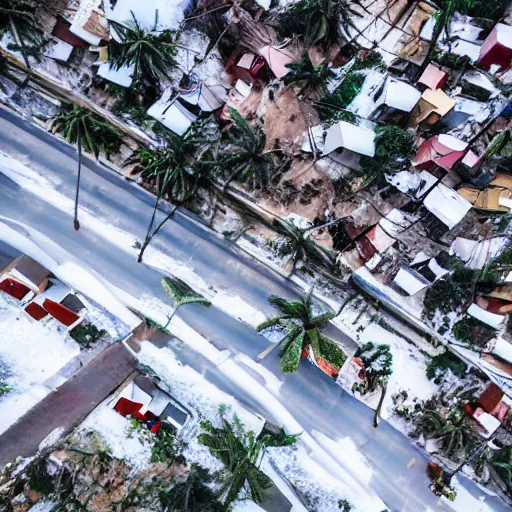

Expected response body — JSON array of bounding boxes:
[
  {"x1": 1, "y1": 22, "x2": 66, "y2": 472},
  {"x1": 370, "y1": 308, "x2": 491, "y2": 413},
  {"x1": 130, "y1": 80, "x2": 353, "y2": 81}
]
[{"x1": 0, "y1": 342, "x2": 135, "y2": 468}]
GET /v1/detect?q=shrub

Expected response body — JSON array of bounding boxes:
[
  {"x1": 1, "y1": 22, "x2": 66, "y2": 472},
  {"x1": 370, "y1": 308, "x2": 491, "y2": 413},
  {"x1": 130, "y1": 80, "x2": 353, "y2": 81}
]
[
  {"x1": 0, "y1": 380, "x2": 13, "y2": 396},
  {"x1": 452, "y1": 316, "x2": 497, "y2": 347},
  {"x1": 355, "y1": 342, "x2": 393, "y2": 392},
  {"x1": 26, "y1": 458, "x2": 54, "y2": 495},
  {"x1": 70, "y1": 323, "x2": 107, "y2": 348},
  {"x1": 426, "y1": 352, "x2": 467, "y2": 383}
]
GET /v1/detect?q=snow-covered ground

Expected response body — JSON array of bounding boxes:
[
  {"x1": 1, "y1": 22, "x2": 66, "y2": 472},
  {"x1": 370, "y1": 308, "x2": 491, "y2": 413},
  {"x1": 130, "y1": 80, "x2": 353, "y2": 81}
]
[{"x1": 0, "y1": 292, "x2": 80, "y2": 434}]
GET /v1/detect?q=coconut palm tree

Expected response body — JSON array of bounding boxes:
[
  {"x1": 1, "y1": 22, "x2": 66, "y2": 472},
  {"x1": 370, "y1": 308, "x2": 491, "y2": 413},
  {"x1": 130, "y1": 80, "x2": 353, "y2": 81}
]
[
  {"x1": 273, "y1": 217, "x2": 336, "y2": 273},
  {"x1": 199, "y1": 416, "x2": 295, "y2": 507},
  {"x1": 109, "y1": 16, "x2": 181, "y2": 86},
  {"x1": 211, "y1": 107, "x2": 278, "y2": 190},
  {"x1": 283, "y1": 51, "x2": 335, "y2": 94},
  {"x1": 257, "y1": 290, "x2": 346, "y2": 374},
  {"x1": 133, "y1": 119, "x2": 213, "y2": 262},
  {"x1": 0, "y1": 0, "x2": 45, "y2": 69},
  {"x1": 51, "y1": 103, "x2": 121, "y2": 231},
  {"x1": 278, "y1": 0, "x2": 353, "y2": 49}
]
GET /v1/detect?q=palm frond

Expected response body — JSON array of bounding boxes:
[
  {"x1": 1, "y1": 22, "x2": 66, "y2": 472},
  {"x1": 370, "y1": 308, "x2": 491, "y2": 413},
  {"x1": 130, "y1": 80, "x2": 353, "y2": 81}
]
[
  {"x1": 162, "y1": 277, "x2": 211, "y2": 308},
  {"x1": 280, "y1": 330, "x2": 306, "y2": 373}
]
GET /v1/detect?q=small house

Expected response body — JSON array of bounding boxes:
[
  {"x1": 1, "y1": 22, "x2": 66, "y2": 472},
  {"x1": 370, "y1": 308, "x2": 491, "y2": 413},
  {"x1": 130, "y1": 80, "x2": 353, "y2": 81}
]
[
  {"x1": 423, "y1": 182, "x2": 472, "y2": 228},
  {"x1": 408, "y1": 88, "x2": 456, "y2": 129},
  {"x1": 393, "y1": 266, "x2": 431, "y2": 296},
  {"x1": 258, "y1": 45, "x2": 296, "y2": 79},
  {"x1": 458, "y1": 172, "x2": 512, "y2": 213},
  {"x1": 477, "y1": 23, "x2": 512, "y2": 71},
  {"x1": 468, "y1": 303, "x2": 505, "y2": 329},
  {"x1": 97, "y1": 62, "x2": 134, "y2": 87},
  {"x1": 0, "y1": 255, "x2": 50, "y2": 301},
  {"x1": 323, "y1": 121, "x2": 376, "y2": 157},
  {"x1": 371, "y1": 77, "x2": 421, "y2": 123}
]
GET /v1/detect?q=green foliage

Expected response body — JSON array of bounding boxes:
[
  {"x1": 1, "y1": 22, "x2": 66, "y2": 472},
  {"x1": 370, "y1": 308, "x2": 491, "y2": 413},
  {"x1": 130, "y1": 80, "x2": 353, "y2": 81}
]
[
  {"x1": 316, "y1": 72, "x2": 364, "y2": 125},
  {"x1": 351, "y1": 52, "x2": 385, "y2": 72},
  {"x1": 461, "y1": 81, "x2": 492, "y2": 102},
  {"x1": 414, "y1": 407, "x2": 479, "y2": 463},
  {"x1": 0, "y1": 1, "x2": 45, "y2": 59},
  {"x1": 132, "y1": 117, "x2": 214, "y2": 202},
  {"x1": 212, "y1": 107, "x2": 276, "y2": 190},
  {"x1": 259, "y1": 292, "x2": 345, "y2": 374},
  {"x1": 70, "y1": 322, "x2": 107, "y2": 348},
  {"x1": 151, "y1": 424, "x2": 187, "y2": 464},
  {"x1": 354, "y1": 342, "x2": 393, "y2": 393},
  {"x1": 0, "y1": 380, "x2": 13, "y2": 396},
  {"x1": 452, "y1": 316, "x2": 497, "y2": 347},
  {"x1": 162, "y1": 277, "x2": 211, "y2": 308},
  {"x1": 338, "y1": 499, "x2": 353, "y2": 511},
  {"x1": 436, "y1": 0, "x2": 506, "y2": 20},
  {"x1": 426, "y1": 351, "x2": 467, "y2": 383},
  {"x1": 431, "y1": 51, "x2": 471, "y2": 70},
  {"x1": 283, "y1": 51, "x2": 336, "y2": 91},
  {"x1": 198, "y1": 417, "x2": 273, "y2": 507},
  {"x1": 160, "y1": 464, "x2": 223, "y2": 511},
  {"x1": 277, "y1": 0, "x2": 351, "y2": 48},
  {"x1": 26, "y1": 458, "x2": 54, "y2": 495},
  {"x1": 110, "y1": 82, "x2": 155, "y2": 128},
  {"x1": 490, "y1": 445, "x2": 512, "y2": 496},
  {"x1": 52, "y1": 103, "x2": 122, "y2": 159},
  {"x1": 262, "y1": 427, "x2": 301, "y2": 447},
  {"x1": 109, "y1": 16, "x2": 180, "y2": 85},
  {"x1": 423, "y1": 263, "x2": 476, "y2": 320}
]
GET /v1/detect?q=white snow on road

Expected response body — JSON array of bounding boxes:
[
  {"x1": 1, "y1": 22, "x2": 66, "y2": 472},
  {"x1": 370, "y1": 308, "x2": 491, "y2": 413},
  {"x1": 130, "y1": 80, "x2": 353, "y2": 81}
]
[
  {"x1": 0, "y1": 292, "x2": 80, "y2": 434},
  {"x1": 0, "y1": 151, "x2": 267, "y2": 328}
]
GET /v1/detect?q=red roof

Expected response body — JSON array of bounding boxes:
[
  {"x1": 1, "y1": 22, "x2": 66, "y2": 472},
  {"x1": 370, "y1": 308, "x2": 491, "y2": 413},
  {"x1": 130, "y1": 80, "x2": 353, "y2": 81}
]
[{"x1": 52, "y1": 17, "x2": 88, "y2": 48}]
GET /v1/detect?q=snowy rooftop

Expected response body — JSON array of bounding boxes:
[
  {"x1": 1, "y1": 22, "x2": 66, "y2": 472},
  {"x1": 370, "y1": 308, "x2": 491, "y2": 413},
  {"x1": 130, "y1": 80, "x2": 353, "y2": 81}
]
[{"x1": 323, "y1": 121, "x2": 376, "y2": 157}]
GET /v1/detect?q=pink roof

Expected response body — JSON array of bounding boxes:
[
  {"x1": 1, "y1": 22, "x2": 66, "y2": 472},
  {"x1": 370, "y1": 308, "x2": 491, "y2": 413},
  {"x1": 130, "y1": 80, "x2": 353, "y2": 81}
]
[
  {"x1": 366, "y1": 224, "x2": 395, "y2": 253},
  {"x1": 413, "y1": 135, "x2": 468, "y2": 171},
  {"x1": 461, "y1": 150, "x2": 480, "y2": 169},
  {"x1": 237, "y1": 53, "x2": 256, "y2": 70},
  {"x1": 417, "y1": 64, "x2": 447, "y2": 90},
  {"x1": 258, "y1": 45, "x2": 296, "y2": 79},
  {"x1": 477, "y1": 24, "x2": 512, "y2": 71}
]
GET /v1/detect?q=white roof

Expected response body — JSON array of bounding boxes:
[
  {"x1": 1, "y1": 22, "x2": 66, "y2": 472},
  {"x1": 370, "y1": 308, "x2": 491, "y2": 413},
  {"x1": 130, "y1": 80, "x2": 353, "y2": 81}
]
[
  {"x1": 496, "y1": 23, "x2": 512, "y2": 49},
  {"x1": 450, "y1": 39, "x2": 481, "y2": 63},
  {"x1": 393, "y1": 267, "x2": 430, "y2": 295},
  {"x1": 98, "y1": 62, "x2": 134, "y2": 87},
  {"x1": 468, "y1": 303, "x2": 505, "y2": 329},
  {"x1": 147, "y1": 389, "x2": 170, "y2": 416},
  {"x1": 437, "y1": 134, "x2": 468, "y2": 151},
  {"x1": 423, "y1": 183, "x2": 472, "y2": 228},
  {"x1": 476, "y1": 411, "x2": 502, "y2": 438},
  {"x1": 116, "y1": 381, "x2": 152, "y2": 407},
  {"x1": 450, "y1": 237, "x2": 508, "y2": 270},
  {"x1": 493, "y1": 337, "x2": 512, "y2": 365},
  {"x1": 234, "y1": 79, "x2": 252, "y2": 98},
  {"x1": 33, "y1": 281, "x2": 71, "y2": 306},
  {"x1": 69, "y1": 23, "x2": 101, "y2": 45},
  {"x1": 147, "y1": 91, "x2": 197, "y2": 135},
  {"x1": 323, "y1": 121, "x2": 375, "y2": 157},
  {"x1": 382, "y1": 78, "x2": 421, "y2": 112},
  {"x1": 44, "y1": 40, "x2": 73, "y2": 62},
  {"x1": 464, "y1": 71, "x2": 501, "y2": 97},
  {"x1": 106, "y1": 0, "x2": 186, "y2": 31}
]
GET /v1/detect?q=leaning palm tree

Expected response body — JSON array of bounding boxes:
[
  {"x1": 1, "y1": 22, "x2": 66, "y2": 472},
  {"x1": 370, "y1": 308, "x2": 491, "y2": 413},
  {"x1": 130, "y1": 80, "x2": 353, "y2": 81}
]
[
  {"x1": 283, "y1": 51, "x2": 335, "y2": 95},
  {"x1": 51, "y1": 103, "x2": 121, "y2": 230},
  {"x1": 109, "y1": 15, "x2": 181, "y2": 86},
  {"x1": 211, "y1": 108, "x2": 278, "y2": 190},
  {"x1": 273, "y1": 218, "x2": 336, "y2": 273},
  {"x1": 133, "y1": 119, "x2": 213, "y2": 262},
  {"x1": 257, "y1": 290, "x2": 346, "y2": 374},
  {"x1": 0, "y1": 0, "x2": 45, "y2": 69}
]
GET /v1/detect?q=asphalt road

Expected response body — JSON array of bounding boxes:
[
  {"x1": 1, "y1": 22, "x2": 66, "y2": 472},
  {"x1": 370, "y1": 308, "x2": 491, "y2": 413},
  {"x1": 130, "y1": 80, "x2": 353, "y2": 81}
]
[{"x1": 0, "y1": 107, "x2": 509, "y2": 511}]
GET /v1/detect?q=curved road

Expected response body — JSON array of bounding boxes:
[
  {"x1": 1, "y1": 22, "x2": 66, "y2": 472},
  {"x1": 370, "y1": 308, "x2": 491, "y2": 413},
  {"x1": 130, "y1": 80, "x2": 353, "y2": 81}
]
[{"x1": 0, "y1": 107, "x2": 508, "y2": 511}]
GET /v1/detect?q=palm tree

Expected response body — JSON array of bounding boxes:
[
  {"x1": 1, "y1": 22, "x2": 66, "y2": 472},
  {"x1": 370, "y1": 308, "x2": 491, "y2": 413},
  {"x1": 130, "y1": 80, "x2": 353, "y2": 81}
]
[
  {"x1": 160, "y1": 276, "x2": 211, "y2": 328},
  {"x1": 415, "y1": 407, "x2": 479, "y2": 463},
  {"x1": 132, "y1": 120, "x2": 213, "y2": 262},
  {"x1": 0, "y1": 0, "x2": 45, "y2": 69},
  {"x1": 273, "y1": 218, "x2": 336, "y2": 273},
  {"x1": 160, "y1": 464, "x2": 224, "y2": 512},
  {"x1": 51, "y1": 103, "x2": 121, "y2": 230},
  {"x1": 211, "y1": 108, "x2": 278, "y2": 190},
  {"x1": 353, "y1": 342, "x2": 393, "y2": 428},
  {"x1": 277, "y1": 0, "x2": 353, "y2": 49},
  {"x1": 109, "y1": 16, "x2": 181, "y2": 86},
  {"x1": 257, "y1": 290, "x2": 346, "y2": 374},
  {"x1": 199, "y1": 416, "x2": 295, "y2": 507},
  {"x1": 283, "y1": 51, "x2": 335, "y2": 94}
]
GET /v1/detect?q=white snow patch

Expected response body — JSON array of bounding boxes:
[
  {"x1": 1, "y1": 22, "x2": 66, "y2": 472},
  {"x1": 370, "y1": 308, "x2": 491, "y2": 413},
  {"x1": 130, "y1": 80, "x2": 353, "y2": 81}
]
[
  {"x1": 39, "y1": 427, "x2": 65, "y2": 451},
  {"x1": 79, "y1": 405, "x2": 153, "y2": 471},
  {"x1": 448, "y1": 476, "x2": 496, "y2": 512},
  {"x1": 28, "y1": 500, "x2": 59, "y2": 512}
]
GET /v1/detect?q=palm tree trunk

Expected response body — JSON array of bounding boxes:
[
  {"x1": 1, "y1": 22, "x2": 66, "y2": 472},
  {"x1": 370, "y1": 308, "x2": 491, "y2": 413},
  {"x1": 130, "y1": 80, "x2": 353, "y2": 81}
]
[
  {"x1": 74, "y1": 129, "x2": 82, "y2": 231},
  {"x1": 137, "y1": 200, "x2": 178, "y2": 263},
  {"x1": 373, "y1": 382, "x2": 388, "y2": 428},
  {"x1": 256, "y1": 341, "x2": 280, "y2": 360},
  {"x1": 9, "y1": 16, "x2": 30, "y2": 70}
]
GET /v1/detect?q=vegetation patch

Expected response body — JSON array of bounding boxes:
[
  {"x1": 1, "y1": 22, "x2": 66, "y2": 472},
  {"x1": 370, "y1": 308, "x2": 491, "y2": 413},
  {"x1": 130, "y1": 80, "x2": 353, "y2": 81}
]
[
  {"x1": 70, "y1": 322, "x2": 107, "y2": 348},
  {"x1": 452, "y1": 316, "x2": 497, "y2": 347},
  {"x1": 0, "y1": 380, "x2": 13, "y2": 396},
  {"x1": 426, "y1": 351, "x2": 468, "y2": 383},
  {"x1": 26, "y1": 457, "x2": 54, "y2": 495}
]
